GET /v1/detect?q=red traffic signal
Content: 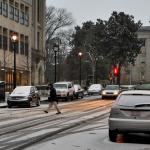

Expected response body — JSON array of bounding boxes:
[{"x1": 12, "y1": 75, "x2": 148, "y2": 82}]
[{"x1": 113, "y1": 67, "x2": 119, "y2": 76}]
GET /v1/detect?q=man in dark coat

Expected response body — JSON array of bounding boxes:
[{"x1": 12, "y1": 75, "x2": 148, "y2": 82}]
[{"x1": 44, "y1": 83, "x2": 61, "y2": 114}]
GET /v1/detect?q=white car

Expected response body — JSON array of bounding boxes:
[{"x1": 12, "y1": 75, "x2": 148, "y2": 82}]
[
  {"x1": 7, "y1": 86, "x2": 40, "y2": 108},
  {"x1": 101, "y1": 85, "x2": 121, "y2": 99},
  {"x1": 74, "y1": 84, "x2": 84, "y2": 99},
  {"x1": 53, "y1": 82, "x2": 75, "y2": 101},
  {"x1": 88, "y1": 84, "x2": 103, "y2": 95}
]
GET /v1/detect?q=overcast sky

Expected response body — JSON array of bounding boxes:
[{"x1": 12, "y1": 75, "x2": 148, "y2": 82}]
[{"x1": 46, "y1": 0, "x2": 150, "y2": 27}]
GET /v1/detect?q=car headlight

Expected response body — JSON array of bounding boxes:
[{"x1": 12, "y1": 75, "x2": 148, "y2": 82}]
[
  {"x1": 61, "y1": 91, "x2": 67, "y2": 94},
  {"x1": 114, "y1": 91, "x2": 119, "y2": 95},
  {"x1": 102, "y1": 91, "x2": 106, "y2": 95},
  {"x1": 7, "y1": 96, "x2": 11, "y2": 100}
]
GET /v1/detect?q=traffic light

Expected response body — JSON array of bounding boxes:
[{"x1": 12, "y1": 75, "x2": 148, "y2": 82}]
[{"x1": 113, "y1": 67, "x2": 119, "y2": 77}]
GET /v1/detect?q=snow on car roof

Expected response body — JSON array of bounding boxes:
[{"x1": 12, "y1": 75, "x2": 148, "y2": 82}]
[{"x1": 11, "y1": 86, "x2": 33, "y2": 94}]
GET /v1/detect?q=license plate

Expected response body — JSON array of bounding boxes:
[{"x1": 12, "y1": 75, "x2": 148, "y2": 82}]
[{"x1": 131, "y1": 111, "x2": 140, "y2": 117}]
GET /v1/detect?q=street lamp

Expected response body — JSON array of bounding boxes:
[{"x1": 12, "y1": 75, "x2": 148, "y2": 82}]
[
  {"x1": 78, "y1": 52, "x2": 83, "y2": 85},
  {"x1": 53, "y1": 43, "x2": 59, "y2": 83},
  {"x1": 11, "y1": 33, "x2": 18, "y2": 89}
]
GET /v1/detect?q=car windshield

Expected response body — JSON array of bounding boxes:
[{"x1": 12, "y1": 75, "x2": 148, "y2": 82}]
[
  {"x1": 54, "y1": 84, "x2": 67, "y2": 89},
  {"x1": 12, "y1": 87, "x2": 30, "y2": 94},
  {"x1": 118, "y1": 94, "x2": 150, "y2": 107},
  {"x1": 89, "y1": 84, "x2": 100, "y2": 89},
  {"x1": 105, "y1": 85, "x2": 119, "y2": 90}
]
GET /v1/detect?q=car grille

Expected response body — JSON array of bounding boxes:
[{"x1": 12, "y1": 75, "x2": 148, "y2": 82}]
[
  {"x1": 106, "y1": 92, "x2": 113, "y2": 94},
  {"x1": 11, "y1": 96, "x2": 26, "y2": 100}
]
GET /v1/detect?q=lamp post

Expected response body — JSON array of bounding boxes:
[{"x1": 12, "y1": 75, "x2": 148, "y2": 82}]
[
  {"x1": 53, "y1": 43, "x2": 58, "y2": 83},
  {"x1": 11, "y1": 33, "x2": 18, "y2": 89},
  {"x1": 95, "y1": 57, "x2": 98, "y2": 84},
  {"x1": 78, "y1": 52, "x2": 83, "y2": 85}
]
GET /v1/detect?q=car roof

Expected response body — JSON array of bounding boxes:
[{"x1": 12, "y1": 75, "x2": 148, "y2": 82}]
[
  {"x1": 121, "y1": 90, "x2": 150, "y2": 95},
  {"x1": 15, "y1": 86, "x2": 34, "y2": 89},
  {"x1": 106, "y1": 84, "x2": 119, "y2": 86},
  {"x1": 54, "y1": 81, "x2": 72, "y2": 84}
]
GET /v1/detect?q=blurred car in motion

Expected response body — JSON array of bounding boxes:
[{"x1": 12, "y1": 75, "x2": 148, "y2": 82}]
[
  {"x1": 120, "y1": 85, "x2": 135, "y2": 91},
  {"x1": 134, "y1": 83, "x2": 150, "y2": 90},
  {"x1": 109, "y1": 90, "x2": 150, "y2": 142},
  {"x1": 53, "y1": 82, "x2": 75, "y2": 101},
  {"x1": 87, "y1": 84, "x2": 103, "y2": 95},
  {"x1": 74, "y1": 84, "x2": 84, "y2": 99},
  {"x1": 7, "y1": 86, "x2": 40, "y2": 108},
  {"x1": 101, "y1": 85, "x2": 120, "y2": 99}
]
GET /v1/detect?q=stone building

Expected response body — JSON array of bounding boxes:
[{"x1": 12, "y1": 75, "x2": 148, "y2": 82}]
[
  {"x1": 0, "y1": 0, "x2": 46, "y2": 91},
  {"x1": 121, "y1": 26, "x2": 150, "y2": 84}
]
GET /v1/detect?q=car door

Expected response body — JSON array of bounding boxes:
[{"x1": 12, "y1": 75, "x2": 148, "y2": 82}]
[{"x1": 30, "y1": 87, "x2": 37, "y2": 101}]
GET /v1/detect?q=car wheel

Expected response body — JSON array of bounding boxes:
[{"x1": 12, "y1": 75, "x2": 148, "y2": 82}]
[
  {"x1": 8, "y1": 104, "x2": 12, "y2": 108},
  {"x1": 27, "y1": 100, "x2": 32, "y2": 107},
  {"x1": 75, "y1": 94, "x2": 78, "y2": 99},
  {"x1": 80, "y1": 93, "x2": 84, "y2": 98},
  {"x1": 65, "y1": 93, "x2": 69, "y2": 101},
  {"x1": 36, "y1": 98, "x2": 40, "y2": 106},
  {"x1": 109, "y1": 129, "x2": 117, "y2": 142}
]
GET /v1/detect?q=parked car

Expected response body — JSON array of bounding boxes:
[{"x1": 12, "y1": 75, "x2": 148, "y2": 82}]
[
  {"x1": 87, "y1": 84, "x2": 103, "y2": 95},
  {"x1": 101, "y1": 85, "x2": 121, "y2": 99},
  {"x1": 36, "y1": 85, "x2": 49, "y2": 97},
  {"x1": 7, "y1": 86, "x2": 40, "y2": 108},
  {"x1": 109, "y1": 90, "x2": 150, "y2": 142},
  {"x1": 0, "y1": 81, "x2": 5, "y2": 101},
  {"x1": 53, "y1": 82, "x2": 75, "y2": 101},
  {"x1": 74, "y1": 84, "x2": 84, "y2": 99}
]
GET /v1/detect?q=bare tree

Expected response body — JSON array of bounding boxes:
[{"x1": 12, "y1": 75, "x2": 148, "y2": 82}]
[
  {"x1": 46, "y1": 6, "x2": 74, "y2": 44},
  {"x1": 45, "y1": 6, "x2": 74, "y2": 82}
]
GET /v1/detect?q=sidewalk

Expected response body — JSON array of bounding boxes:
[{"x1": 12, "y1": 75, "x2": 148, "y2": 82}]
[{"x1": 0, "y1": 96, "x2": 48, "y2": 108}]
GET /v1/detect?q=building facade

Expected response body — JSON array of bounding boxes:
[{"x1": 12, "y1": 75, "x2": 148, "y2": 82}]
[
  {"x1": 121, "y1": 26, "x2": 150, "y2": 84},
  {"x1": 0, "y1": 0, "x2": 45, "y2": 91}
]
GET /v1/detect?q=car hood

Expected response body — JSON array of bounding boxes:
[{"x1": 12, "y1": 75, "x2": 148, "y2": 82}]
[
  {"x1": 103, "y1": 90, "x2": 120, "y2": 93},
  {"x1": 88, "y1": 88, "x2": 100, "y2": 91},
  {"x1": 56, "y1": 88, "x2": 67, "y2": 91},
  {"x1": 10, "y1": 93, "x2": 29, "y2": 97}
]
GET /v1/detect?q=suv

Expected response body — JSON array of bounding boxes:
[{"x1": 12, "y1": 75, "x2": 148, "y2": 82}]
[{"x1": 53, "y1": 82, "x2": 75, "y2": 101}]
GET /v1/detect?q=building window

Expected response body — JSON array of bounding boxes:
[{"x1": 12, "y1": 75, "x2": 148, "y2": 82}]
[
  {"x1": 37, "y1": 32, "x2": 40, "y2": 50},
  {"x1": 9, "y1": 5, "x2": 14, "y2": 20},
  {"x1": 20, "y1": 34, "x2": 24, "y2": 55},
  {"x1": 0, "y1": 35, "x2": 2, "y2": 49},
  {"x1": 25, "y1": 36, "x2": 29, "y2": 56},
  {"x1": 0, "y1": 2, "x2": 2, "y2": 15},
  {"x1": 37, "y1": 0, "x2": 40, "y2": 22},
  {"x1": 2, "y1": 2, "x2": 8, "y2": 17},
  {"x1": 20, "y1": 11, "x2": 24, "y2": 24},
  {"x1": 24, "y1": 14, "x2": 29, "y2": 26},
  {"x1": 3, "y1": 28, "x2": 8, "y2": 50},
  {"x1": 25, "y1": 6, "x2": 29, "y2": 26},
  {"x1": 0, "y1": 27, "x2": 2, "y2": 49},
  {"x1": 14, "y1": 8, "x2": 19, "y2": 22}
]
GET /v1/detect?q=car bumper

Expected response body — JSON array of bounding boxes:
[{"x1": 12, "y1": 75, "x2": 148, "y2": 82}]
[
  {"x1": 109, "y1": 118, "x2": 150, "y2": 133},
  {"x1": 102, "y1": 94, "x2": 118, "y2": 97},
  {"x1": 56, "y1": 94, "x2": 68, "y2": 98},
  {"x1": 7, "y1": 99, "x2": 29, "y2": 105}
]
